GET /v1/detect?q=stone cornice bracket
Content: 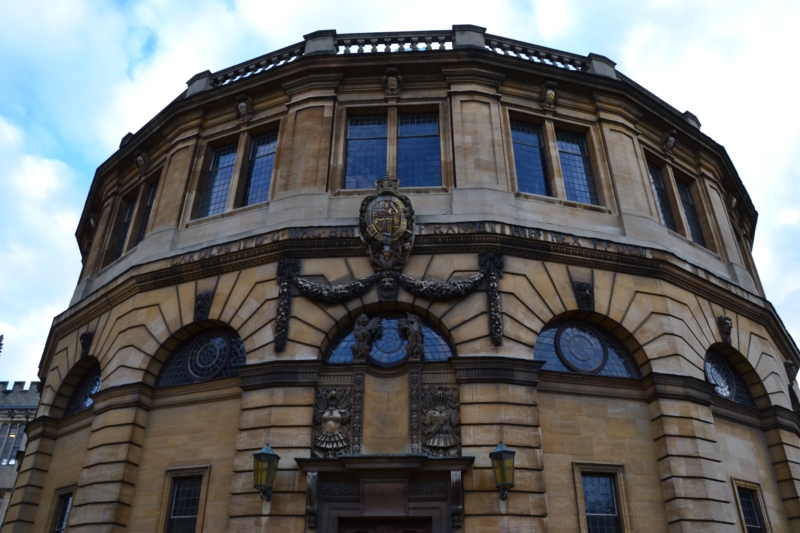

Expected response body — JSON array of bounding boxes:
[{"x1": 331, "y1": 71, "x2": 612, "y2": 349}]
[
  {"x1": 643, "y1": 373, "x2": 714, "y2": 405},
  {"x1": 185, "y1": 70, "x2": 213, "y2": 98},
  {"x1": 587, "y1": 53, "x2": 618, "y2": 79},
  {"x1": 452, "y1": 357, "x2": 544, "y2": 386},
  {"x1": 441, "y1": 67, "x2": 506, "y2": 89},
  {"x1": 593, "y1": 93, "x2": 643, "y2": 128},
  {"x1": 282, "y1": 72, "x2": 343, "y2": 97},
  {"x1": 237, "y1": 360, "x2": 323, "y2": 390}
]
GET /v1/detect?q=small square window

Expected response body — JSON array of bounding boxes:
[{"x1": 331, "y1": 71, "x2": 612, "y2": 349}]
[{"x1": 574, "y1": 462, "x2": 630, "y2": 533}]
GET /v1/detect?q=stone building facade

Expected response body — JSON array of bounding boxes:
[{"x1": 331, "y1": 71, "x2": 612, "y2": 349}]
[
  {"x1": 0, "y1": 382, "x2": 39, "y2": 527},
  {"x1": 4, "y1": 25, "x2": 800, "y2": 533}
]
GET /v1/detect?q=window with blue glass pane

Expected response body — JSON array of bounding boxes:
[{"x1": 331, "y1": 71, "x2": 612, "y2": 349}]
[
  {"x1": 345, "y1": 116, "x2": 387, "y2": 189},
  {"x1": 582, "y1": 474, "x2": 622, "y2": 533},
  {"x1": 397, "y1": 114, "x2": 441, "y2": 187},
  {"x1": 647, "y1": 162, "x2": 677, "y2": 231},
  {"x1": 676, "y1": 180, "x2": 707, "y2": 247},
  {"x1": 242, "y1": 131, "x2": 278, "y2": 206},
  {"x1": 511, "y1": 120, "x2": 550, "y2": 196},
  {"x1": 556, "y1": 130, "x2": 599, "y2": 205},
  {"x1": 198, "y1": 144, "x2": 237, "y2": 217}
]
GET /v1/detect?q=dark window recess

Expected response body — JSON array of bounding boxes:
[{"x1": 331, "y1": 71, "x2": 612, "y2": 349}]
[
  {"x1": 166, "y1": 477, "x2": 203, "y2": 533},
  {"x1": 534, "y1": 322, "x2": 640, "y2": 379},
  {"x1": 647, "y1": 163, "x2": 677, "y2": 231},
  {"x1": 53, "y1": 493, "x2": 73, "y2": 533},
  {"x1": 64, "y1": 367, "x2": 102, "y2": 417},
  {"x1": 344, "y1": 116, "x2": 387, "y2": 189},
  {"x1": 111, "y1": 201, "x2": 135, "y2": 261},
  {"x1": 242, "y1": 131, "x2": 278, "y2": 206},
  {"x1": 0, "y1": 424, "x2": 17, "y2": 465},
  {"x1": 582, "y1": 474, "x2": 622, "y2": 533},
  {"x1": 0, "y1": 423, "x2": 25, "y2": 465},
  {"x1": 738, "y1": 488, "x2": 764, "y2": 533},
  {"x1": 198, "y1": 144, "x2": 237, "y2": 218},
  {"x1": 8, "y1": 423, "x2": 24, "y2": 464},
  {"x1": 511, "y1": 120, "x2": 550, "y2": 196},
  {"x1": 156, "y1": 331, "x2": 246, "y2": 388},
  {"x1": 134, "y1": 183, "x2": 158, "y2": 245},
  {"x1": 397, "y1": 114, "x2": 441, "y2": 187},
  {"x1": 676, "y1": 180, "x2": 707, "y2": 247},
  {"x1": 328, "y1": 316, "x2": 452, "y2": 367},
  {"x1": 556, "y1": 130, "x2": 599, "y2": 205}
]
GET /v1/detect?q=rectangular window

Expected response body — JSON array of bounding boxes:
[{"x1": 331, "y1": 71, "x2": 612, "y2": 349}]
[
  {"x1": 647, "y1": 163, "x2": 677, "y2": 231},
  {"x1": 134, "y1": 183, "x2": 158, "y2": 246},
  {"x1": 397, "y1": 114, "x2": 441, "y2": 187},
  {"x1": 344, "y1": 116, "x2": 387, "y2": 189},
  {"x1": 557, "y1": 130, "x2": 599, "y2": 205},
  {"x1": 111, "y1": 201, "x2": 135, "y2": 261},
  {"x1": 198, "y1": 144, "x2": 237, "y2": 218},
  {"x1": 166, "y1": 476, "x2": 203, "y2": 533},
  {"x1": 582, "y1": 474, "x2": 622, "y2": 533},
  {"x1": 242, "y1": 131, "x2": 278, "y2": 206},
  {"x1": 676, "y1": 180, "x2": 707, "y2": 247},
  {"x1": 511, "y1": 120, "x2": 550, "y2": 196},
  {"x1": 53, "y1": 493, "x2": 73, "y2": 533},
  {"x1": 735, "y1": 485, "x2": 771, "y2": 533}
]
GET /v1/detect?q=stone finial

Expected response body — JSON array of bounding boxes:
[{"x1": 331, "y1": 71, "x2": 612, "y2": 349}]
[
  {"x1": 383, "y1": 67, "x2": 403, "y2": 96},
  {"x1": 185, "y1": 70, "x2": 213, "y2": 97},
  {"x1": 572, "y1": 282, "x2": 594, "y2": 312},
  {"x1": 716, "y1": 315, "x2": 733, "y2": 344},
  {"x1": 303, "y1": 29, "x2": 337, "y2": 56},
  {"x1": 661, "y1": 129, "x2": 677, "y2": 154},
  {"x1": 682, "y1": 111, "x2": 701, "y2": 129},
  {"x1": 235, "y1": 94, "x2": 253, "y2": 122},
  {"x1": 79, "y1": 331, "x2": 94, "y2": 358},
  {"x1": 452, "y1": 24, "x2": 487, "y2": 49},
  {"x1": 194, "y1": 292, "x2": 213, "y2": 323}
]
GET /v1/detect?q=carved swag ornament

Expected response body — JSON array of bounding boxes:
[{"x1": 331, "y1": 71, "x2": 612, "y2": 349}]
[{"x1": 274, "y1": 175, "x2": 505, "y2": 351}]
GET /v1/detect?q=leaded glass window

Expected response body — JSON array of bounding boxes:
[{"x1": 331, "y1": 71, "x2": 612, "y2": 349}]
[
  {"x1": 704, "y1": 351, "x2": 755, "y2": 407},
  {"x1": 111, "y1": 201, "x2": 135, "y2": 261},
  {"x1": 344, "y1": 116, "x2": 387, "y2": 189},
  {"x1": 398, "y1": 114, "x2": 441, "y2": 187},
  {"x1": 198, "y1": 144, "x2": 237, "y2": 218},
  {"x1": 557, "y1": 130, "x2": 599, "y2": 205},
  {"x1": 0, "y1": 423, "x2": 25, "y2": 465},
  {"x1": 737, "y1": 488, "x2": 765, "y2": 533},
  {"x1": 64, "y1": 366, "x2": 102, "y2": 417},
  {"x1": 511, "y1": 120, "x2": 550, "y2": 196},
  {"x1": 242, "y1": 131, "x2": 278, "y2": 206},
  {"x1": 582, "y1": 474, "x2": 622, "y2": 533},
  {"x1": 327, "y1": 315, "x2": 452, "y2": 367},
  {"x1": 52, "y1": 493, "x2": 73, "y2": 533},
  {"x1": 647, "y1": 163, "x2": 677, "y2": 232},
  {"x1": 534, "y1": 322, "x2": 640, "y2": 378},
  {"x1": 156, "y1": 330, "x2": 246, "y2": 388},
  {"x1": 166, "y1": 477, "x2": 202, "y2": 533},
  {"x1": 134, "y1": 183, "x2": 158, "y2": 246},
  {"x1": 676, "y1": 180, "x2": 707, "y2": 247}
]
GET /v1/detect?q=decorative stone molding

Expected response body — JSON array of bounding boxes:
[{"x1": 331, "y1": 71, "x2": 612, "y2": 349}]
[
  {"x1": 313, "y1": 387, "x2": 352, "y2": 458},
  {"x1": 420, "y1": 385, "x2": 460, "y2": 457},
  {"x1": 643, "y1": 373, "x2": 714, "y2": 405},
  {"x1": 717, "y1": 315, "x2": 733, "y2": 344},
  {"x1": 452, "y1": 357, "x2": 543, "y2": 386},
  {"x1": 234, "y1": 94, "x2": 253, "y2": 122},
  {"x1": 382, "y1": 67, "x2": 403, "y2": 96},
  {"x1": 441, "y1": 67, "x2": 506, "y2": 88},
  {"x1": 134, "y1": 150, "x2": 151, "y2": 173},
  {"x1": 79, "y1": 331, "x2": 94, "y2": 358},
  {"x1": 237, "y1": 360, "x2": 322, "y2": 390},
  {"x1": 281, "y1": 73, "x2": 343, "y2": 96},
  {"x1": 661, "y1": 128, "x2": 677, "y2": 155},
  {"x1": 542, "y1": 80, "x2": 558, "y2": 109},
  {"x1": 572, "y1": 281, "x2": 594, "y2": 312},
  {"x1": 194, "y1": 292, "x2": 212, "y2": 322}
]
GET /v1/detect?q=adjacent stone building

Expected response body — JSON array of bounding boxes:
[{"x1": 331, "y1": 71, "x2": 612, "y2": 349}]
[
  {"x1": 0, "y1": 382, "x2": 39, "y2": 527},
  {"x1": 4, "y1": 25, "x2": 800, "y2": 533}
]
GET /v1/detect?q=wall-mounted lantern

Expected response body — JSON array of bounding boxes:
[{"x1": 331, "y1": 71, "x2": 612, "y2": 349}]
[
  {"x1": 489, "y1": 441, "x2": 515, "y2": 501},
  {"x1": 253, "y1": 443, "x2": 280, "y2": 501}
]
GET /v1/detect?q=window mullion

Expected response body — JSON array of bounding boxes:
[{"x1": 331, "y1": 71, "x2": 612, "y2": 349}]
[
  {"x1": 542, "y1": 120, "x2": 566, "y2": 199},
  {"x1": 387, "y1": 108, "x2": 398, "y2": 178},
  {"x1": 226, "y1": 132, "x2": 252, "y2": 211},
  {"x1": 662, "y1": 164, "x2": 691, "y2": 239}
]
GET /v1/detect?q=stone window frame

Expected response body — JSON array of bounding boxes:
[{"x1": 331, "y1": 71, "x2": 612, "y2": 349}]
[
  {"x1": 158, "y1": 465, "x2": 211, "y2": 533},
  {"x1": 732, "y1": 478, "x2": 773, "y2": 533},
  {"x1": 46, "y1": 485, "x2": 76, "y2": 533},
  {"x1": 502, "y1": 107, "x2": 615, "y2": 214},
  {"x1": 641, "y1": 148, "x2": 720, "y2": 255},
  {"x1": 183, "y1": 117, "x2": 283, "y2": 227},
  {"x1": 572, "y1": 462, "x2": 632, "y2": 533},
  {"x1": 329, "y1": 99, "x2": 455, "y2": 194}
]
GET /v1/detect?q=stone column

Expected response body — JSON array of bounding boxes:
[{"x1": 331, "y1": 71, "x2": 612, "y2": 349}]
[
  {"x1": 67, "y1": 384, "x2": 151, "y2": 533},
  {"x1": 646, "y1": 374, "x2": 737, "y2": 532},
  {"x1": 0, "y1": 417, "x2": 58, "y2": 533},
  {"x1": 760, "y1": 406, "x2": 800, "y2": 529}
]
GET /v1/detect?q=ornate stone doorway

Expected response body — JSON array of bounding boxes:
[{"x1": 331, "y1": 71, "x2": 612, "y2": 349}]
[{"x1": 339, "y1": 518, "x2": 432, "y2": 533}]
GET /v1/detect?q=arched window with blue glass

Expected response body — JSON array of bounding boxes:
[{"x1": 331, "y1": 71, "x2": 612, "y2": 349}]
[
  {"x1": 155, "y1": 328, "x2": 247, "y2": 388},
  {"x1": 326, "y1": 313, "x2": 454, "y2": 367},
  {"x1": 534, "y1": 321, "x2": 641, "y2": 378}
]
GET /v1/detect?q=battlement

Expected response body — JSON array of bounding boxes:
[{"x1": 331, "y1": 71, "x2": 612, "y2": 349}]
[{"x1": 0, "y1": 382, "x2": 40, "y2": 408}]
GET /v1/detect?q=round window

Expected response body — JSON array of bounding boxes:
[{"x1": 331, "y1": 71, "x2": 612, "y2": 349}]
[
  {"x1": 555, "y1": 323, "x2": 608, "y2": 375},
  {"x1": 184, "y1": 331, "x2": 232, "y2": 382},
  {"x1": 705, "y1": 352, "x2": 734, "y2": 399}
]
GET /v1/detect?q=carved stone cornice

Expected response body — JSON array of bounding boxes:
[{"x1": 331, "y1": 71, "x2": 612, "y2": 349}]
[
  {"x1": 296, "y1": 454, "x2": 474, "y2": 473},
  {"x1": 90, "y1": 381, "x2": 154, "y2": 415},
  {"x1": 643, "y1": 373, "x2": 714, "y2": 405},
  {"x1": 452, "y1": 357, "x2": 543, "y2": 386},
  {"x1": 238, "y1": 360, "x2": 323, "y2": 390},
  {"x1": 759, "y1": 405, "x2": 800, "y2": 435},
  {"x1": 282, "y1": 73, "x2": 343, "y2": 96},
  {"x1": 441, "y1": 67, "x2": 506, "y2": 88},
  {"x1": 25, "y1": 415, "x2": 59, "y2": 442}
]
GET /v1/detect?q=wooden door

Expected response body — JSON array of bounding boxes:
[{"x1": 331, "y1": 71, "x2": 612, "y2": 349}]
[{"x1": 339, "y1": 519, "x2": 432, "y2": 533}]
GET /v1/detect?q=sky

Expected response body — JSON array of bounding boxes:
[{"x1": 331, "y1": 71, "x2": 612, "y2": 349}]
[{"x1": 1, "y1": 0, "x2": 799, "y2": 383}]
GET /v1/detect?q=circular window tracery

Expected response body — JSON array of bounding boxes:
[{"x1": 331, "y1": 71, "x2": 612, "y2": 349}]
[
  {"x1": 64, "y1": 366, "x2": 102, "y2": 417},
  {"x1": 155, "y1": 329, "x2": 246, "y2": 388},
  {"x1": 185, "y1": 332, "x2": 231, "y2": 382},
  {"x1": 704, "y1": 351, "x2": 755, "y2": 407},
  {"x1": 555, "y1": 323, "x2": 608, "y2": 375}
]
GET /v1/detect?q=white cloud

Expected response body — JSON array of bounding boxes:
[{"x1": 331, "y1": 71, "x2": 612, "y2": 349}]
[{"x1": 531, "y1": 0, "x2": 574, "y2": 40}]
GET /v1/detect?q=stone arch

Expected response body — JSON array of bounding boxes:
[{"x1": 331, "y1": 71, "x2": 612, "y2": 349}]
[
  {"x1": 142, "y1": 319, "x2": 239, "y2": 387},
  {"x1": 706, "y1": 342, "x2": 769, "y2": 408},
  {"x1": 51, "y1": 356, "x2": 100, "y2": 419}
]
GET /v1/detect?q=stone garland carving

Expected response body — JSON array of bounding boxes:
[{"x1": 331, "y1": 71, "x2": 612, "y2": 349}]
[
  {"x1": 79, "y1": 331, "x2": 94, "y2": 359},
  {"x1": 194, "y1": 292, "x2": 212, "y2": 322},
  {"x1": 274, "y1": 258, "x2": 299, "y2": 352},
  {"x1": 408, "y1": 365, "x2": 422, "y2": 454},
  {"x1": 294, "y1": 275, "x2": 376, "y2": 304},
  {"x1": 717, "y1": 315, "x2": 733, "y2": 344},
  {"x1": 313, "y1": 388, "x2": 352, "y2": 458},
  {"x1": 351, "y1": 370, "x2": 365, "y2": 454},
  {"x1": 421, "y1": 386, "x2": 460, "y2": 457},
  {"x1": 572, "y1": 281, "x2": 594, "y2": 312},
  {"x1": 481, "y1": 252, "x2": 504, "y2": 346},
  {"x1": 397, "y1": 271, "x2": 484, "y2": 300}
]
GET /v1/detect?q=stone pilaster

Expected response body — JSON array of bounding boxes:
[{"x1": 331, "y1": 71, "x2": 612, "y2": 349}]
[{"x1": 761, "y1": 406, "x2": 800, "y2": 530}]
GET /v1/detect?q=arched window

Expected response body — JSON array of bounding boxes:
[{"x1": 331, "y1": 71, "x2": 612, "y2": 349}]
[
  {"x1": 326, "y1": 314, "x2": 453, "y2": 368},
  {"x1": 704, "y1": 351, "x2": 755, "y2": 407},
  {"x1": 64, "y1": 366, "x2": 102, "y2": 416},
  {"x1": 155, "y1": 329, "x2": 246, "y2": 388},
  {"x1": 534, "y1": 321, "x2": 641, "y2": 378}
]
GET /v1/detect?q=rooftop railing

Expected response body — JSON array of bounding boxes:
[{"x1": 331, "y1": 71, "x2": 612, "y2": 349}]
[{"x1": 185, "y1": 25, "x2": 614, "y2": 96}]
